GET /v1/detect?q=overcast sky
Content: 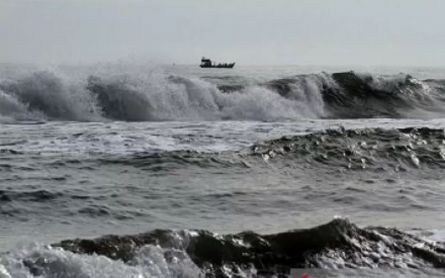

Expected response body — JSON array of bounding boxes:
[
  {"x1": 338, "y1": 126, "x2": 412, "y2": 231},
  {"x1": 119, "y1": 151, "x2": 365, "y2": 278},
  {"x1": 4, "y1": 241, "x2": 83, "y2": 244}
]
[{"x1": 1, "y1": 0, "x2": 444, "y2": 66}]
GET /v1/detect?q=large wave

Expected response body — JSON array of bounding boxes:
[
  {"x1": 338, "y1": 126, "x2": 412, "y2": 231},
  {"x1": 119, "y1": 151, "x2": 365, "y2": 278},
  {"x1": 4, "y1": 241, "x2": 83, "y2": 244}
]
[
  {"x1": 2, "y1": 219, "x2": 445, "y2": 277},
  {"x1": 1, "y1": 69, "x2": 445, "y2": 122}
]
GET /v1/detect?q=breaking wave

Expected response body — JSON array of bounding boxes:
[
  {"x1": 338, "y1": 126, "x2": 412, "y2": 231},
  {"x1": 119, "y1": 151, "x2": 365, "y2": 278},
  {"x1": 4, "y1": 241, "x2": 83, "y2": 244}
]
[
  {"x1": 266, "y1": 72, "x2": 445, "y2": 119},
  {"x1": 1, "y1": 69, "x2": 445, "y2": 122},
  {"x1": 1, "y1": 219, "x2": 445, "y2": 277},
  {"x1": 0, "y1": 71, "x2": 97, "y2": 121}
]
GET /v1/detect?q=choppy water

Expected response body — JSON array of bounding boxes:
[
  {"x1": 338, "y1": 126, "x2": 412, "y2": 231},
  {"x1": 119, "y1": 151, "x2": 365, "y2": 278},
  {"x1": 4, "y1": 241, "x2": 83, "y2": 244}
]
[{"x1": 1, "y1": 64, "x2": 445, "y2": 277}]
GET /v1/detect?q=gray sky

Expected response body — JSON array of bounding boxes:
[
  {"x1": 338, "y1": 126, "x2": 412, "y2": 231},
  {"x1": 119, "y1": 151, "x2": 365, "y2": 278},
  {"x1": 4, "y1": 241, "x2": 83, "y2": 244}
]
[{"x1": 1, "y1": 0, "x2": 444, "y2": 66}]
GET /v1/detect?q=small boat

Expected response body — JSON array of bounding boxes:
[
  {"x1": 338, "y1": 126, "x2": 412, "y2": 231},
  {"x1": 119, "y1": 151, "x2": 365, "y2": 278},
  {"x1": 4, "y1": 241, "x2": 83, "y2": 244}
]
[{"x1": 200, "y1": 57, "x2": 235, "y2": 68}]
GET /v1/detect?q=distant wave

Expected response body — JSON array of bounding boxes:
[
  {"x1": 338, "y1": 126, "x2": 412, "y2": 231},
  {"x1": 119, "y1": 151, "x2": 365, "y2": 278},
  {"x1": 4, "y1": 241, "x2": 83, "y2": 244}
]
[
  {"x1": 1, "y1": 219, "x2": 444, "y2": 277},
  {"x1": 0, "y1": 71, "x2": 97, "y2": 121},
  {"x1": 1, "y1": 70, "x2": 445, "y2": 122},
  {"x1": 266, "y1": 72, "x2": 445, "y2": 118}
]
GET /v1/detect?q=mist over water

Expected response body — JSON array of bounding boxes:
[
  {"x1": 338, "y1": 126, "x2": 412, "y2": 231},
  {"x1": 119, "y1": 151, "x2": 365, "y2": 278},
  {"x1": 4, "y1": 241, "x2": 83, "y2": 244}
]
[{"x1": 1, "y1": 64, "x2": 445, "y2": 277}]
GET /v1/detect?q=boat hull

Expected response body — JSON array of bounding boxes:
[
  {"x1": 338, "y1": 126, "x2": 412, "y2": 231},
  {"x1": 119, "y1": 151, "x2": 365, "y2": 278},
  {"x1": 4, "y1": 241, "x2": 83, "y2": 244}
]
[{"x1": 200, "y1": 63, "x2": 235, "y2": 69}]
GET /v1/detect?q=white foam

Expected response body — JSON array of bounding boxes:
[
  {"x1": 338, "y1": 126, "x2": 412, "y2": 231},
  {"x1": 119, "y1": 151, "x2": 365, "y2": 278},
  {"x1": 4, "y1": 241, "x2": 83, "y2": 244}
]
[
  {"x1": 0, "y1": 243, "x2": 202, "y2": 278},
  {"x1": 0, "y1": 67, "x2": 328, "y2": 122},
  {"x1": 1, "y1": 65, "x2": 445, "y2": 123}
]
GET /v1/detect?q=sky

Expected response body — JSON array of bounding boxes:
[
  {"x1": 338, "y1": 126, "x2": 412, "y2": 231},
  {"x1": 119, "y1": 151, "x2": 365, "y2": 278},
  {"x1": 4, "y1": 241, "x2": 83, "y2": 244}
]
[{"x1": 0, "y1": 0, "x2": 444, "y2": 66}]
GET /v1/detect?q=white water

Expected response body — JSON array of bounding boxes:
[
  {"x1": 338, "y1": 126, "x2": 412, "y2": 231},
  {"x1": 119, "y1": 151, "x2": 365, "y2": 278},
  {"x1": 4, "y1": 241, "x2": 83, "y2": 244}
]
[
  {"x1": 0, "y1": 244, "x2": 201, "y2": 278},
  {"x1": 0, "y1": 67, "x2": 327, "y2": 122},
  {"x1": 2, "y1": 64, "x2": 444, "y2": 123}
]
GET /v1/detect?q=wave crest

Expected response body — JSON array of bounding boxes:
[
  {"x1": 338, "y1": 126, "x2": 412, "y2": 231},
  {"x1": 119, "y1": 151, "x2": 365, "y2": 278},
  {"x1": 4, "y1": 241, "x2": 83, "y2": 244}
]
[
  {"x1": 0, "y1": 71, "x2": 96, "y2": 121},
  {"x1": 1, "y1": 69, "x2": 445, "y2": 122},
  {"x1": 2, "y1": 219, "x2": 443, "y2": 277}
]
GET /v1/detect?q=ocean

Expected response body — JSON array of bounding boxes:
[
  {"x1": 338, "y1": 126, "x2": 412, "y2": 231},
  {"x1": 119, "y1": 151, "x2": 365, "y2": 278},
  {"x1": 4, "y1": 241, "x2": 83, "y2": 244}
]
[{"x1": 0, "y1": 64, "x2": 445, "y2": 277}]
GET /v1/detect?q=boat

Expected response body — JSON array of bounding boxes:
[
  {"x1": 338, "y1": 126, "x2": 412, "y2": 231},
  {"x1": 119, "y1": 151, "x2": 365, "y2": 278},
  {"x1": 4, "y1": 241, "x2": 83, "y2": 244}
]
[{"x1": 200, "y1": 57, "x2": 235, "y2": 68}]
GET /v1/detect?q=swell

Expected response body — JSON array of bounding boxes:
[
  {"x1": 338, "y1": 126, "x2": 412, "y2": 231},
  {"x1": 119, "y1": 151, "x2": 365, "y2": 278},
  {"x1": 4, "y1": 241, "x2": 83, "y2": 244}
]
[
  {"x1": 99, "y1": 151, "x2": 250, "y2": 171},
  {"x1": 1, "y1": 126, "x2": 443, "y2": 173},
  {"x1": 3, "y1": 219, "x2": 443, "y2": 277},
  {"x1": 251, "y1": 127, "x2": 445, "y2": 171},
  {"x1": 1, "y1": 70, "x2": 445, "y2": 122},
  {"x1": 93, "y1": 127, "x2": 445, "y2": 172}
]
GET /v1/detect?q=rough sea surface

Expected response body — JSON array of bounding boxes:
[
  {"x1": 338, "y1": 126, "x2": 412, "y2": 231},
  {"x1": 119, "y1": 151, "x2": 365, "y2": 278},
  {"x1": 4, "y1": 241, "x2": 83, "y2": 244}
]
[{"x1": 1, "y1": 64, "x2": 445, "y2": 277}]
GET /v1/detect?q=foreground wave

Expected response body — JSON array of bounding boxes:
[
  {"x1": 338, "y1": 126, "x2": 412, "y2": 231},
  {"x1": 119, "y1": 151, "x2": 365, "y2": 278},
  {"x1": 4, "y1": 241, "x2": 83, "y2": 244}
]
[
  {"x1": 1, "y1": 219, "x2": 444, "y2": 277},
  {"x1": 1, "y1": 70, "x2": 445, "y2": 122}
]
